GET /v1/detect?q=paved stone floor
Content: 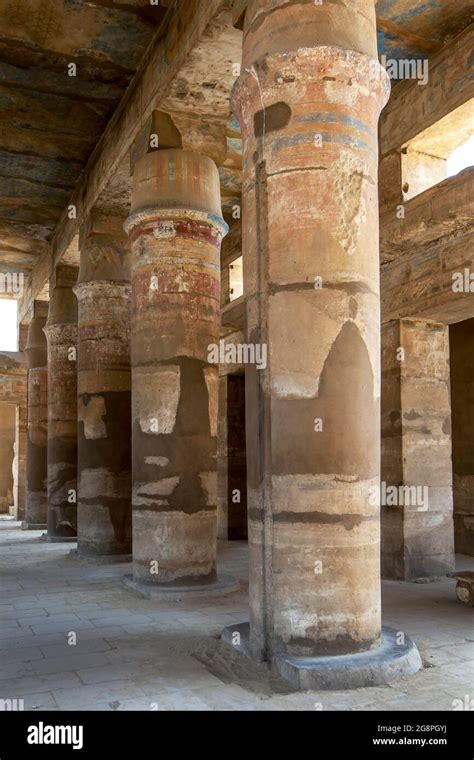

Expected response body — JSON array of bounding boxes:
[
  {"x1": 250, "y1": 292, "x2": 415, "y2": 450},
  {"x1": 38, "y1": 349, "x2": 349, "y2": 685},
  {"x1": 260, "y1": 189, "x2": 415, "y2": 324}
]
[{"x1": 0, "y1": 516, "x2": 472, "y2": 711}]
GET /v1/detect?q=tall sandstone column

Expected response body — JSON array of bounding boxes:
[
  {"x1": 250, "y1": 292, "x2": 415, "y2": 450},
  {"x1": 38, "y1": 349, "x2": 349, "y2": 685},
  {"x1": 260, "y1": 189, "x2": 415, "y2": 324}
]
[
  {"x1": 24, "y1": 306, "x2": 48, "y2": 529},
  {"x1": 124, "y1": 148, "x2": 228, "y2": 589},
  {"x1": 44, "y1": 266, "x2": 78, "y2": 541},
  {"x1": 75, "y1": 210, "x2": 132, "y2": 557},
  {"x1": 233, "y1": 0, "x2": 393, "y2": 669},
  {"x1": 15, "y1": 325, "x2": 28, "y2": 521}
]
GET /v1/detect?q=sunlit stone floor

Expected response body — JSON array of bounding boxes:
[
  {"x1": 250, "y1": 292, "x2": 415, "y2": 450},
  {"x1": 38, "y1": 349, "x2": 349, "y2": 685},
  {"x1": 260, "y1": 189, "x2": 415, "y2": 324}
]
[{"x1": 0, "y1": 516, "x2": 472, "y2": 711}]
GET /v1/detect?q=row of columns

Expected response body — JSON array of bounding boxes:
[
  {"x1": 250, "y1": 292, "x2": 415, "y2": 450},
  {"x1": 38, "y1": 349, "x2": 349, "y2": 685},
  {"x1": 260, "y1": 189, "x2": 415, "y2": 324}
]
[
  {"x1": 24, "y1": 150, "x2": 228, "y2": 591},
  {"x1": 21, "y1": 0, "x2": 422, "y2": 687}
]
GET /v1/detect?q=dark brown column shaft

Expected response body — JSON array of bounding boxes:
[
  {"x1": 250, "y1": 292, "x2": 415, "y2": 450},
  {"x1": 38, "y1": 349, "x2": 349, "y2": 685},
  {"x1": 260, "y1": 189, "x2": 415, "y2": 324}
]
[
  {"x1": 450, "y1": 319, "x2": 474, "y2": 557},
  {"x1": 75, "y1": 210, "x2": 132, "y2": 557},
  {"x1": 124, "y1": 149, "x2": 228, "y2": 585},
  {"x1": 234, "y1": 0, "x2": 390, "y2": 660},
  {"x1": 24, "y1": 307, "x2": 48, "y2": 528},
  {"x1": 44, "y1": 266, "x2": 78, "y2": 541}
]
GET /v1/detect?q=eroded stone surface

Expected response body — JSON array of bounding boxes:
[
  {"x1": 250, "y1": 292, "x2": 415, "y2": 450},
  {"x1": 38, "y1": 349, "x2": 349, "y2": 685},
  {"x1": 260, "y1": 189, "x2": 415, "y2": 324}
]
[
  {"x1": 125, "y1": 149, "x2": 228, "y2": 586},
  {"x1": 234, "y1": 0, "x2": 390, "y2": 661},
  {"x1": 75, "y1": 212, "x2": 132, "y2": 557},
  {"x1": 44, "y1": 267, "x2": 78, "y2": 540},
  {"x1": 24, "y1": 312, "x2": 48, "y2": 527}
]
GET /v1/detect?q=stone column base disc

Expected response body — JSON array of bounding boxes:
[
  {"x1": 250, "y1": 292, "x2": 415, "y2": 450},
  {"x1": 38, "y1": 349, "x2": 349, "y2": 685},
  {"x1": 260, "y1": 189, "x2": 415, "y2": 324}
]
[
  {"x1": 123, "y1": 573, "x2": 239, "y2": 601},
  {"x1": 42, "y1": 534, "x2": 77, "y2": 543},
  {"x1": 222, "y1": 623, "x2": 422, "y2": 691},
  {"x1": 21, "y1": 522, "x2": 47, "y2": 531},
  {"x1": 69, "y1": 548, "x2": 132, "y2": 564}
]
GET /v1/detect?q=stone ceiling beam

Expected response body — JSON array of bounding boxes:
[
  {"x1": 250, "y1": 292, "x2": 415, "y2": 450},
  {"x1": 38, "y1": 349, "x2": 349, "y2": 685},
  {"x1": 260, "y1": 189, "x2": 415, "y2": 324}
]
[
  {"x1": 19, "y1": 0, "x2": 236, "y2": 323},
  {"x1": 380, "y1": 25, "x2": 474, "y2": 156},
  {"x1": 381, "y1": 168, "x2": 474, "y2": 324}
]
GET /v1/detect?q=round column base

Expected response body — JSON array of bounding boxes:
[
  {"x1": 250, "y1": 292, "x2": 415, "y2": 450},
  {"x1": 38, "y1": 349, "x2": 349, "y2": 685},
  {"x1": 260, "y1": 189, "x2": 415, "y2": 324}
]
[
  {"x1": 222, "y1": 623, "x2": 422, "y2": 691},
  {"x1": 69, "y1": 548, "x2": 132, "y2": 564},
  {"x1": 123, "y1": 573, "x2": 240, "y2": 601},
  {"x1": 21, "y1": 521, "x2": 47, "y2": 531},
  {"x1": 43, "y1": 534, "x2": 77, "y2": 543}
]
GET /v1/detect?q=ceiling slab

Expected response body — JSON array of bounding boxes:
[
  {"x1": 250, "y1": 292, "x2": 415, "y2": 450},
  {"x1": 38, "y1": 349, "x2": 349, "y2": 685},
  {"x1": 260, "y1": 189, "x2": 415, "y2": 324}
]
[
  {"x1": 377, "y1": 0, "x2": 473, "y2": 61},
  {"x1": 0, "y1": 0, "x2": 165, "y2": 281},
  {"x1": 1, "y1": 0, "x2": 473, "y2": 322}
]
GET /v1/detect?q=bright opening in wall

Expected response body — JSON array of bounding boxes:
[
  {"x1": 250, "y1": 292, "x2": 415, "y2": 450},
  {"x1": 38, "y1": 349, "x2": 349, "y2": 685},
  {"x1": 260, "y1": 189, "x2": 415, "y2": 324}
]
[
  {"x1": 0, "y1": 300, "x2": 18, "y2": 351},
  {"x1": 447, "y1": 134, "x2": 474, "y2": 177},
  {"x1": 401, "y1": 100, "x2": 474, "y2": 201},
  {"x1": 229, "y1": 256, "x2": 243, "y2": 302}
]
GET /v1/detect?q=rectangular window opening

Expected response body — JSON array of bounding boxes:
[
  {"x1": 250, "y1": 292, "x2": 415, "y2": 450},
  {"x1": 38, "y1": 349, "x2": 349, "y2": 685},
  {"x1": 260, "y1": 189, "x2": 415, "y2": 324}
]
[{"x1": 401, "y1": 99, "x2": 474, "y2": 201}]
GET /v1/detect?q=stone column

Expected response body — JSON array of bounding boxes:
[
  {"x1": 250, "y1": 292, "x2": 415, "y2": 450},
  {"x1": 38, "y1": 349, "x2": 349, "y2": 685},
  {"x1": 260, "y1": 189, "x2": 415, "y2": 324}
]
[
  {"x1": 217, "y1": 372, "x2": 248, "y2": 541},
  {"x1": 74, "y1": 210, "x2": 132, "y2": 558},
  {"x1": 225, "y1": 0, "x2": 420, "y2": 688},
  {"x1": 14, "y1": 404, "x2": 27, "y2": 521},
  {"x1": 15, "y1": 324, "x2": 28, "y2": 521},
  {"x1": 381, "y1": 319, "x2": 455, "y2": 579},
  {"x1": 44, "y1": 265, "x2": 78, "y2": 542},
  {"x1": 124, "y1": 148, "x2": 230, "y2": 591},
  {"x1": 217, "y1": 374, "x2": 229, "y2": 540},
  {"x1": 226, "y1": 373, "x2": 248, "y2": 540},
  {"x1": 24, "y1": 306, "x2": 48, "y2": 529},
  {"x1": 450, "y1": 319, "x2": 474, "y2": 556}
]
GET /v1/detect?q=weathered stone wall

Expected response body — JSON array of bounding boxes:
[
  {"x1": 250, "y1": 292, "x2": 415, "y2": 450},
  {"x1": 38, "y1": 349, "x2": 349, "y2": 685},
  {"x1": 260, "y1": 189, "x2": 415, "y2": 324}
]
[
  {"x1": 0, "y1": 352, "x2": 27, "y2": 404},
  {"x1": 450, "y1": 318, "x2": 474, "y2": 556},
  {"x1": 380, "y1": 170, "x2": 474, "y2": 326},
  {"x1": 0, "y1": 351, "x2": 27, "y2": 518},
  {"x1": 0, "y1": 402, "x2": 15, "y2": 512}
]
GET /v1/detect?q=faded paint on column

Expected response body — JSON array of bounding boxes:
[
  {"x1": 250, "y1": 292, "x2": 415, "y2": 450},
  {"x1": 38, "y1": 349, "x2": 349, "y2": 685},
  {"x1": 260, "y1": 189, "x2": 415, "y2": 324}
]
[
  {"x1": 75, "y1": 211, "x2": 132, "y2": 556},
  {"x1": 44, "y1": 267, "x2": 78, "y2": 539},
  {"x1": 233, "y1": 0, "x2": 390, "y2": 659},
  {"x1": 124, "y1": 149, "x2": 228, "y2": 585},
  {"x1": 25, "y1": 314, "x2": 48, "y2": 526}
]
